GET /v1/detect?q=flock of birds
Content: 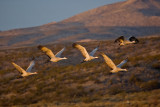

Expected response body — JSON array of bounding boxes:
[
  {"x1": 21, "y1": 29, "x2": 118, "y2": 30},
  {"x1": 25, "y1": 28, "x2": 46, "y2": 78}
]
[{"x1": 11, "y1": 36, "x2": 139, "y2": 77}]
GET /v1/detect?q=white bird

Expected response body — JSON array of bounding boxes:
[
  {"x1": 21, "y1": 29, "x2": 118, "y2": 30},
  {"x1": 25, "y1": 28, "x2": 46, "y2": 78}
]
[
  {"x1": 101, "y1": 52, "x2": 128, "y2": 73},
  {"x1": 72, "y1": 43, "x2": 99, "y2": 63},
  {"x1": 38, "y1": 45, "x2": 67, "y2": 62},
  {"x1": 115, "y1": 36, "x2": 139, "y2": 46},
  {"x1": 12, "y1": 60, "x2": 37, "y2": 77}
]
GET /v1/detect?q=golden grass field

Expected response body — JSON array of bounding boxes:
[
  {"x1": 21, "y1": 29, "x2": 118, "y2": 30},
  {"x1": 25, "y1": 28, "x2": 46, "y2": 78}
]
[{"x1": 0, "y1": 36, "x2": 160, "y2": 107}]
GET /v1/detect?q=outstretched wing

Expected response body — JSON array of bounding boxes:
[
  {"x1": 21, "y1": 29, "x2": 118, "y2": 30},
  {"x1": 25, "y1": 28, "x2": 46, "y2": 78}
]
[
  {"x1": 55, "y1": 47, "x2": 65, "y2": 57},
  {"x1": 89, "y1": 47, "x2": 98, "y2": 56},
  {"x1": 115, "y1": 36, "x2": 124, "y2": 43},
  {"x1": 38, "y1": 45, "x2": 55, "y2": 59},
  {"x1": 117, "y1": 58, "x2": 128, "y2": 68},
  {"x1": 72, "y1": 43, "x2": 90, "y2": 58},
  {"x1": 101, "y1": 53, "x2": 116, "y2": 69},
  {"x1": 12, "y1": 62, "x2": 26, "y2": 74},
  {"x1": 129, "y1": 36, "x2": 139, "y2": 44},
  {"x1": 26, "y1": 60, "x2": 35, "y2": 72}
]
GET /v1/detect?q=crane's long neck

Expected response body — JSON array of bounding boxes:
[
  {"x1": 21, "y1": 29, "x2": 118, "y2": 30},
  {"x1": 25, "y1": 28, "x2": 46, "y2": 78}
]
[
  {"x1": 124, "y1": 40, "x2": 135, "y2": 45},
  {"x1": 22, "y1": 72, "x2": 37, "y2": 77},
  {"x1": 61, "y1": 57, "x2": 67, "y2": 59},
  {"x1": 30, "y1": 72, "x2": 37, "y2": 75},
  {"x1": 84, "y1": 56, "x2": 98, "y2": 62},
  {"x1": 51, "y1": 57, "x2": 67, "y2": 62},
  {"x1": 111, "y1": 67, "x2": 127, "y2": 73},
  {"x1": 91, "y1": 56, "x2": 98, "y2": 59}
]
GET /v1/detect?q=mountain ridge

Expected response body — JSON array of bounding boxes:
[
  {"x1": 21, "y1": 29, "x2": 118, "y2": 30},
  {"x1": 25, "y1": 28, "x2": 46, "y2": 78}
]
[
  {"x1": 0, "y1": 0, "x2": 160, "y2": 49},
  {"x1": 62, "y1": 0, "x2": 160, "y2": 26}
]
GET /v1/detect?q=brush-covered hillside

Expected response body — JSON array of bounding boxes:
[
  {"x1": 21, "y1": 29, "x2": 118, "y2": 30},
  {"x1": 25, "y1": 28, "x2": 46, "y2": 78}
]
[
  {"x1": 0, "y1": 36, "x2": 160, "y2": 106},
  {"x1": 0, "y1": 0, "x2": 160, "y2": 49}
]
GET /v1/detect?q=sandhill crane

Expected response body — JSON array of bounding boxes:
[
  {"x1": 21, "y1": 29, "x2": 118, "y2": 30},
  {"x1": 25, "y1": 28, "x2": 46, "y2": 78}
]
[
  {"x1": 12, "y1": 60, "x2": 37, "y2": 77},
  {"x1": 38, "y1": 45, "x2": 67, "y2": 62},
  {"x1": 115, "y1": 36, "x2": 139, "y2": 46},
  {"x1": 72, "y1": 43, "x2": 99, "y2": 63},
  {"x1": 101, "y1": 53, "x2": 128, "y2": 73}
]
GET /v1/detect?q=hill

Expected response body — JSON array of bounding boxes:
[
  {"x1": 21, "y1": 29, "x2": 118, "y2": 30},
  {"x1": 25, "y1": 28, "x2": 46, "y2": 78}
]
[
  {"x1": 0, "y1": 0, "x2": 160, "y2": 49},
  {"x1": 63, "y1": 0, "x2": 160, "y2": 26},
  {"x1": 0, "y1": 36, "x2": 160, "y2": 106}
]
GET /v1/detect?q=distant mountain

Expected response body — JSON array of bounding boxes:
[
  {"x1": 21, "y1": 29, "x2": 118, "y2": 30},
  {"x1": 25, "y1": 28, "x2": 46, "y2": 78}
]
[
  {"x1": 63, "y1": 0, "x2": 160, "y2": 26},
  {"x1": 0, "y1": 0, "x2": 160, "y2": 49}
]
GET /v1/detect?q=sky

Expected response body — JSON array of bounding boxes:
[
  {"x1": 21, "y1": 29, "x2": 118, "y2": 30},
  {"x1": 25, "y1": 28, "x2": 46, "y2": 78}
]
[{"x1": 0, "y1": 0, "x2": 125, "y2": 31}]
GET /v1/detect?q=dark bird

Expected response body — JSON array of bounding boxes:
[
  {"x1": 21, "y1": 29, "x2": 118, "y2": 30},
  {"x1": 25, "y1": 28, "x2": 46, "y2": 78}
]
[{"x1": 115, "y1": 36, "x2": 139, "y2": 46}]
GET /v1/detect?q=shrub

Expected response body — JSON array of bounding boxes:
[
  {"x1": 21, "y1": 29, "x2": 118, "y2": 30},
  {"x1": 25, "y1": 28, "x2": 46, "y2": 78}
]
[
  {"x1": 81, "y1": 96, "x2": 98, "y2": 103},
  {"x1": 129, "y1": 74, "x2": 142, "y2": 84},
  {"x1": 151, "y1": 63, "x2": 160, "y2": 70},
  {"x1": 94, "y1": 78, "x2": 101, "y2": 84},
  {"x1": 108, "y1": 84, "x2": 123, "y2": 95},
  {"x1": 140, "y1": 80, "x2": 160, "y2": 91}
]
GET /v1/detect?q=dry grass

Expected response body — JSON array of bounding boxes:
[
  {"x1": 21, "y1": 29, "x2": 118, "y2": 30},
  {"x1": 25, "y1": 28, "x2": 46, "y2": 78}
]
[{"x1": 0, "y1": 36, "x2": 160, "y2": 106}]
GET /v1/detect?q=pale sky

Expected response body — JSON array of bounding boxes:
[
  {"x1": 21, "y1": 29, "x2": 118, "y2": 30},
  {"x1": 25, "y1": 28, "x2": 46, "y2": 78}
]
[{"x1": 0, "y1": 0, "x2": 125, "y2": 31}]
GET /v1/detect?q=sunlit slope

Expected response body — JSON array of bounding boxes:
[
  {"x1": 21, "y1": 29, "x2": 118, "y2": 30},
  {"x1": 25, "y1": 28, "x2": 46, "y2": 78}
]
[{"x1": 0, "y1": 36, "x2": 160, "y2": 106}]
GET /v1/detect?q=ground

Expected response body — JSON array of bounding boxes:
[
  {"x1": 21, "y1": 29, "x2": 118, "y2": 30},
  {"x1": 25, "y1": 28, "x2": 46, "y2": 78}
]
[{"x1": 0, "y1": 36, "x2": 160, "y2": 107}]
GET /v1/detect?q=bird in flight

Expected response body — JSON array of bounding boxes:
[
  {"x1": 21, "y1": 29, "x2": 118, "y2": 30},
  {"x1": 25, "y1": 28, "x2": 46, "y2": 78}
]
[
  {"x1": 115, "y1": 36, "x2": 139, "y2": 46},
  {"x1": 38, "y1": 45, "x2": 67, "y2": 62},
  {"x1": 101, "y1": 52, "x2": 128, "y2": 73},
  {"x1": 72, "y1": 43, "x2": 99, "y2": 63},
  {"x1": 12, "y1": 59, "x2": 37, "y2": 77}
]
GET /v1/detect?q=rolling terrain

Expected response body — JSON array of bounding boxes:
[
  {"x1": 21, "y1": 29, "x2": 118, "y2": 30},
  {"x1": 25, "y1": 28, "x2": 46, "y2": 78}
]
[
  {"x1": 0, "y1": 0, "x2": 160, "y2": 49},
  {"x1": 0, "y1": 0, "x2": 160, "y2": 106},
  {"x1": 0, "y1": 36, "x2": 160, "y2": 106}
]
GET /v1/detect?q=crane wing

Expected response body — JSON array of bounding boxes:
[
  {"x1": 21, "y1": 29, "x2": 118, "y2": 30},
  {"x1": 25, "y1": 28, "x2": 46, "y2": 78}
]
[
  {"x1": 12, "y1": 62, "x2": 27, "y2": 74},
  {"x1": 101, "y1": 53, "x2": 116, "y2": 69},
  {"x1": 115, "y1": 36, "x2": 124, "y2": 43},
  {"x1": 26, "y1": 60, "x2": 35, "y2": 72},
  {"x1": 55, "y1": 47, "x2": 65, "y2": 57},
  {"x1": 38, "y1": 45, "x2": 55, "y2": 59},
  {"x1": 89, "y1": 47, "x2": 98, "y2": 56},
  {"x1": 129, "y1": 36, "x2": 139, "y2": 44},
  {"x1": 117, "y1": 58, "x2": 128, "y2": 68},
  {"x1": 72, "y1": 43, "x2": 90, "y2": 58}
]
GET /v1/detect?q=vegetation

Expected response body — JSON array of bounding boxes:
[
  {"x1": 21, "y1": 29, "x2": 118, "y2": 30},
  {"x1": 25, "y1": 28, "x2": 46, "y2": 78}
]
[{"x1": 0, "y1": 36, "x2": 160, "y2": 106}]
